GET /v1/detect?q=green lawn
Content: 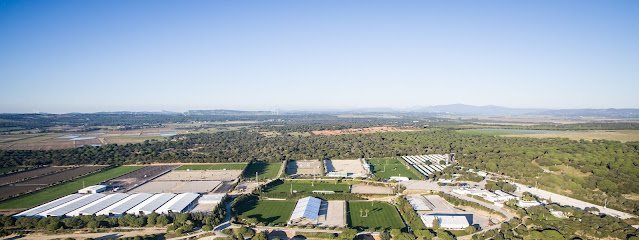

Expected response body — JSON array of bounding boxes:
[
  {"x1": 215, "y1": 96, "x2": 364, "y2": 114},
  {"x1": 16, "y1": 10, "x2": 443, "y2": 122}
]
[
  {"x1": 242, "y1": 161, "x2": 282, "y2": 180},
  {"x1": 369, "y1": 158, "x2": 420, "y2": 180},
  {"x1": 0, "y1": 165, "x2": 142, "y2": 209},
  {"x1": 175, "y1": 163, "x2": 247, "y2": 171},
  {"x1": 263, "y1": 180, "x2": 351, "y2": 195},
  {"x1": 236, "y1": 199, "x2": 296, "y2": 225},
  {"x1": 348, "y1": 201, "x2": 405, "y2": 230}
]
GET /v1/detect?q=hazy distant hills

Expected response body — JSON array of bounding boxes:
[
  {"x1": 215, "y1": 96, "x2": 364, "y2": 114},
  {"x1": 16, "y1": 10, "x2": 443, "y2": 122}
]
[{"x1": 411, "y1": 104, "x2": 639, "y2": 118}]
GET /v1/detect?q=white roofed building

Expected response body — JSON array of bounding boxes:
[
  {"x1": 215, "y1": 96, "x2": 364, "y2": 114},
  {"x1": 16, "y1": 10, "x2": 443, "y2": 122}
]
[
  {"x1": 126, "y1": 193, "x2": 176, "y2": 215},
  {"x1": 14, "y1": 194, "x2": 83, "y2": 217},
  {"x1": 67, "y1": 193, "x2": 129, "y2": 216},
  {"x1": 78, "y1": 185, "x2": 107, "y2": 194},
  {"x1": 420, "y1": 214, "x2": 472, "y2": 230},
  {"x1": 288, "y1": 196, "x2": 322, "y2": 225},
  {"x1": 38, "y1": 194, "x2": 106, "y2": 217},
  {"x1": 97, "y1": 193, "x2": 153, "y2": 216},
  {"x1": 155, "y1": 193, "x2": 200, "y2": 214}
]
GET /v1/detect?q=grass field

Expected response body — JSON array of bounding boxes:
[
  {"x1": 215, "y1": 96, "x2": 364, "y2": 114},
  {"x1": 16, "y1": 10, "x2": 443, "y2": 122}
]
[
  {"x1": 242, "y1": 161, "x2": 282, "y2": 180},
  {"x1": 175, "y1": 163, "x2": 248, "y2": 171},
  {"x1": 236, "y1": 199, "x2": 296, "y2": 225},
  {"x1": 263, "y1": 180, "x2": 351, "y2": 195},
  {"x1": 0, "y1": 165, "x2": 142, "y2": 209},
  {"x1": 368, "y1": 158, "x2": 420, "y2": 180},
  {"x1": 347, "y1": 201, "x2": 405, "y2": 230}
]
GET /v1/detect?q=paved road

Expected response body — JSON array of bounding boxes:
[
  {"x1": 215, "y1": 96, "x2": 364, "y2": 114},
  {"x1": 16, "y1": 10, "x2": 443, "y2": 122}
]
[{"x1": 512, "y1": 183, "x2": 635, "y2": 219}]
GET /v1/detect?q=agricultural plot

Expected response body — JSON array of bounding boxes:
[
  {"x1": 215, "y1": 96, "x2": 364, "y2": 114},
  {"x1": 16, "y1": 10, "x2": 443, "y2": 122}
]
[
  {"x1": 0, "y1": 166, "x2": 74, "y2": 186},
  {"x1": 347, "y1": 201, "x2": 405, "y2": 230},
  {"x1": 104, "y1": 165, "x2": 176, "y2": 192},
  {"x1": 0, "y1": 166, "x2": 106, "y2": 200},
  {"x1": 263, "y1": 180, "x2": 350, "y2": 196},
  {"x1": 0, "y1": 166, "x2": 142, "y2": 209},
  {"x1": 242, "y1": 161, "x2": 282, "y2": 180},
  {"x1": 175, "y1": 163, "x2": 247, "y2": 171},
  {"x1": 0, "y1": 166, "x2": 33, "y2": 176},
  {"x1": 236, "y1": 198, "x2": 296, "y2": 225},
  {"x1": 368, "y1": 158, "x2": 420, "y2": 180}
]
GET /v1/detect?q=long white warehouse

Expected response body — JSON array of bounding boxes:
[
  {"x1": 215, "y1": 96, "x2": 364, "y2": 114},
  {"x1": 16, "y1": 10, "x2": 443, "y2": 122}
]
[
  {"x1": 67, "y1": 193, "x2": 129, "y2": 217},
  {"x1": 14, "y1": 194, "x2": 83, "y2": 217},
  {"x1": 127, "y1": 193, "x2": 175, "y2": 215},
  {"x1": 38, "y1": 194, "x2": 106, "y2": 217},
  {"x1": 97, "y1": 193, "x2": 153, "y2": 216},
  {"x1": 155, "y1": 193, "x2": 199, "y2": 214}
]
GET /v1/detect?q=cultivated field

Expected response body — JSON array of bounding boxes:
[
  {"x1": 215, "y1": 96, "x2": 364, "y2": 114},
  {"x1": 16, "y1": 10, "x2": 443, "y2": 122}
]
[
  {"x1": 0, "y1": 126, "x2": 189, "y2": 150},
  {"x1": 347, "y1": 201, "x2": 405, "y2": 230},
  {"x1": 236, "y1": 199, "x2": 296, "y2": 225},
  {"x1": 0, "y1": 166, "x2": 142, "y2": 209},
  {"x1": 0, "y1": 166, "x2": 74, "y2": 186},
  {"x1": 286, "y1": 160, "x2": 323, "y2": 176},
  {"x1": 368, "y1": 158, "x2": 420, "y2": 180},
  {"x1": 458, "y1": 128, "x2": 639, "y2": 142},
  {"x1": 0, "y1": 166, "x2": 106, "y2": 200},
  {"x1": 104, "y1": 165, "x2": 177, "y2": 192},
  {"x1": 175, "y1": 163, "x2": 247, "y2": 171},
  {"x1": 506, "y1": 130, "x2": 639, "y2": 142},
  {"x1": 311, "y1": 126, "x2": 415, "y2": 136},
  {"x1": 242, "y1": 161, "x2": 282, "y2": 180}
]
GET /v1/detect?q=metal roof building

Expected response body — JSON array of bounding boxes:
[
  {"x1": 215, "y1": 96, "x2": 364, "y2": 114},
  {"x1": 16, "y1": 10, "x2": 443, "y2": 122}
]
[
  {"x1": 67, "y1": 193, "x2": 129, "y2": 217},
  {"x1": 155, "y1": 193, "x2": 200, "y2": 214},
  {"x1": 78, "y1": 185, "x2": 107, "y2": 194},
  {"x1": 38, "y1": 194, "x2": 106, "y2": 217},
  {"x1": 126, "y1": 193, "x2": 175, "y2": 215},
  {"x1": 420, "y1": 214, "x2": 472, "y2": 230},
  {"x1": 97, "y1": 193, "x2": 153, "y2": 216},
  {"x1": 14, "y1": 194, "x2": 83, "y2": 217},
  {"x1": 288, "y1": 196, "x2": 322, "y2": 225}
]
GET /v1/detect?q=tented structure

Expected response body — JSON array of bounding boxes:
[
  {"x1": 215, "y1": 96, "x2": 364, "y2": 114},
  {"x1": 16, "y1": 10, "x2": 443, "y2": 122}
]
[
  {"x1": 420, "y1": 214, "x2": 472, "y2": 230},
  {"x1": 288, "y1": 196, "x2": 322, "y2": 225}
]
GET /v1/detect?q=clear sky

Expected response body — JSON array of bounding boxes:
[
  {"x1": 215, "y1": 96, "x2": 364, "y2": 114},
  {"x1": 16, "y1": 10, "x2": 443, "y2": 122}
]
[{"x1": 1, "y1": 0, "x2": 637, "y2": 113}]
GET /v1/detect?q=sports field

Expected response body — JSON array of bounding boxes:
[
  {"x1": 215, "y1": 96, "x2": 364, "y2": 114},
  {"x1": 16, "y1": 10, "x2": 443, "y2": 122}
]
[
  {"x1": 348, "y1": 201, "x2": 404, "y2": 230},
  {"x1": 368, "y1": 158, "x2": 420, "y2": 180},
  {"x1": 263, "y1": 180, "x2": 350, "y2": 195},
  {"x1": 175, "y1": 163, "x2": 247, "y2": 171},
  {"x1": 0, "y1": 165, "x2": 142, "y2": 209},
  {"x1": 347, "y1": 201, "x2": 405, "y2": 230},
  {"x1": 242, "y1": 161, "x2": 282, "y2": 180},
  {"x1": 236, "y1": 199, "x2": 296, "y2": 225}
]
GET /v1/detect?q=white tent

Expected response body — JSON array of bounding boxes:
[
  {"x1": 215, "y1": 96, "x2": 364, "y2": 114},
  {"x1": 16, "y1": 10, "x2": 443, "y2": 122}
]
[{"x1": 288, "y1": 196, "x2": 322, "y2": 225}]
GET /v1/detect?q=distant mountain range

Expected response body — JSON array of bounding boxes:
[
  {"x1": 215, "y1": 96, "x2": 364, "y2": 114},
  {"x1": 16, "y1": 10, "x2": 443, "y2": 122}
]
[
  {"x1": 5, "y1": 105, "x2": 639, "y2": 118},
  {"x1": 409, "y1": 104, "x2": 639, "y2": 118}
]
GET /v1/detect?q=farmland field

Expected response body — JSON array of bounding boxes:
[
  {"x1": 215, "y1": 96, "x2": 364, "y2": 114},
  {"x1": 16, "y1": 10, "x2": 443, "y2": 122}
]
[
  {"x1": 0, "y1": 166, "x2": 31, "y2": 176},
  {"x1": 0, "y1": 165, "x2": 142, "y2": 209},
  {"x1": 236, "y1": 198, "x2": 296, "y2": 225},
  {"x1": 0, "y1": 166, "x2": 106, "y2": 199},
  {"x1": 347, "y1": 201, "x2": 405, "y2": 230},
  {"x1": 242, "y1": 161, "x2": 282, "y2": 180},
  {"x1": 175, "y1": 163, "x2": 247, "y2": 171},
  {"x1": 263, "y1": 180, "x2": 350, "y2": 195},
  {"x1": 368, "y1": 158, "x2": 420, "y2": 180},
  {"x1": 104, "y1": 165, "x2": 177, "y2": 191},
  {"x1": 458, "y1": 128, "x2": 639, "y2": 142},
  {"x1": 0, "y1": 166, "x2": 74, "y2": 185}
]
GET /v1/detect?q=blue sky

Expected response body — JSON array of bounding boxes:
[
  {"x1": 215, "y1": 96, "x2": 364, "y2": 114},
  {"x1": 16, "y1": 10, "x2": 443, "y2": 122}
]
[{"x1": 0, "y1": 0, "x2": 637, "y2": 113}]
